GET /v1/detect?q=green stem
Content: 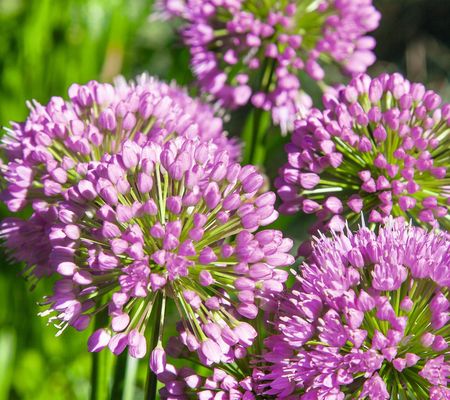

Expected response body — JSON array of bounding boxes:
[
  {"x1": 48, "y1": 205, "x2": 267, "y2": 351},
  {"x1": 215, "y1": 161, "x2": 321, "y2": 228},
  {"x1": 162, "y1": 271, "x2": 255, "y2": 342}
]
[
  {"x1": 122, "y1": 356, "x2": 139, "y2": 400},
  {"x1": 90, "y1": 349, "x2": 100, "y2": 400},
  {"x1": 248, "y1": 107, "x2": 263, "y2": 165},
  {"x1": 90, "y1": 311, "x2": 109, "y2": 400},
  {"x1": 256, "y1": 119, "x2": 271, "y2": 166},
  {"x1": 145, "y1": 293, "x2": 166, "y2": 400},
  {"x1": 243, "y1": 57, "x2": 275, "y2": 166},
  {"x1": 110, "y1": 352, "x2": 128, "y2": 400}
]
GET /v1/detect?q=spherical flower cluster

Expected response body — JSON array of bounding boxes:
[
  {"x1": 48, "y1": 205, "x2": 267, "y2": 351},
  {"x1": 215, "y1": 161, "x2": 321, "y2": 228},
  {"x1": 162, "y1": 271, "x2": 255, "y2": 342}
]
[
  {"x1": 262, "y1": 218, "x2": 449, "y2": 399},
  {"x1": 40, "y1": 137, "x2": 293, "y2": 362},
  {"x1": 277, "y1": 73, "x2": 450, "y2": 233},
  {"x1": 161, "y1": 0, "x2": 380, "y2": 132},
  {"x1": 1, "y1": 74, "x2": 239, "y2": 279},
  {"x1": 152, "y1": 351, "x2": 256, "y2": 399},
  {"x1": 1, "y1": 74, "x2": 238, "y2": 212}
]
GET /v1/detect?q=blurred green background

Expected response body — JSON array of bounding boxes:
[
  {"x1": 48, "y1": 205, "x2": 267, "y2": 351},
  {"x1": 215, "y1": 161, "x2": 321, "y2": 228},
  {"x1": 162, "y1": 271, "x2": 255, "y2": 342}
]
[{"x1": 0, "y1": 0, "x2": 449, "y2": 399}]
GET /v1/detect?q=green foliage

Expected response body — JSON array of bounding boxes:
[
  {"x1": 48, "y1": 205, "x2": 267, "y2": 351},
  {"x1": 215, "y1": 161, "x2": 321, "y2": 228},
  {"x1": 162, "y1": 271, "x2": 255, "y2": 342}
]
[{"x1": 0, "y1": 0, "x2": 186, "y2": 126}]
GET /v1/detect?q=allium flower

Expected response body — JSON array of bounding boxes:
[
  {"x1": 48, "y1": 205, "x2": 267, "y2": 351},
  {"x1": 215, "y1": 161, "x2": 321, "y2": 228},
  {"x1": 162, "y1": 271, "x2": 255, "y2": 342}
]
[
  {"x1": 156, "y1": 363, "x2": 256, "y2": 399},
  {"x1": 151, "y1": 345, "x2": 257, "y2": 399},
  {"x1": 1, "y1": 74, "x2": 238, "y2": 212},
  {"x1": 277, "y1": 73, "x2": 450, "y2": 232},
  {"x1": 262, "y1": 218, "x2": 449, "y2": 399},
  {"x1": 161, "y1": 0, "x2": 380, "y2": 132},
  {"x1": 40, "y1": 137, "x2": 293, "y2": 362},
  {"x1": 0, "y1": 74, "x2": 239, "y2": 279}
]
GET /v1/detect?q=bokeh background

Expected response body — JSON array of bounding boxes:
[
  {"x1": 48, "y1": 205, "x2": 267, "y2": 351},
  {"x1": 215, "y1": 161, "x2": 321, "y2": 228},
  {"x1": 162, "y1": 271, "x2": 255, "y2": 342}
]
[{"x1": 0, "y1": 0, "x2": 449, "y2": 399}]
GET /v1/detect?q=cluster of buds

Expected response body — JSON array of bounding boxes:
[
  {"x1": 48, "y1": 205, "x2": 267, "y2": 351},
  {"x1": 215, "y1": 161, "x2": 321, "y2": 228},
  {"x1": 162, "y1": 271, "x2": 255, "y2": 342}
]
[
  {"x1": 1, "y1": 74, "x2": 239, "y2": 213},
  {"x1": 161, "y1": 0, "x2": 380, "y2": 132},
  {"x1": 1, "y1": 75, "x2": 239, "y2": 281},
  {"x1": 36, "y1": 136, "x2": 293, "y2": 360},
  {"x1": 1, "y1": 74, "x2": 295, "y2": 366},
  {"x1": 262, "y1": 218, "x2": 449, "y2": 399},
  {"x1": 277, "y1": 73, "x2": 450, "y2": 234}
]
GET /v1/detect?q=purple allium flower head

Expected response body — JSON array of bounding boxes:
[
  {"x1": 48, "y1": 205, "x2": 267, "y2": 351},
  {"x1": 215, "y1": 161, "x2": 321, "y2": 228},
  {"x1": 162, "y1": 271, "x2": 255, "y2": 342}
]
[
  {"x1": 1, "y1": 74, "x2": 239, "y2": 213},
  {"x1": 161, "y1": 0, "x2": 380, "y2": 132},
  {"x1": 156, "y1": 363, "x2": 256, "y2": 399},
  {"x1": 154, "y1": 333, "x2": 259, "y2": 399},
  {"x1": 1, "y1": 74, "x2": 239, "y2": 279},
  {"x1": 276, "y1": 73, "x2": 450, "y2": 233},
  {"x1": 40, "y1": 136, "x2": 293, "y2": 361},
  {"x1": 261, "y1": 218, "x2": 449, "y2": 399},
  {"x1": 0, "y1": 201, "x2": 57, "y2": 281}
]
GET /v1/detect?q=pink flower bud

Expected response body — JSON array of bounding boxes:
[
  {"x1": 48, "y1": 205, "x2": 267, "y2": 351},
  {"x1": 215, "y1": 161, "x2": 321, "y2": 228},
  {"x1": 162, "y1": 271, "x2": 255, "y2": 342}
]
[
  {"x1": 199, "y1": 247, "x2": 217, "y2": 264},
  {"x1": 88, "y1": 329, "x2": 111, "y2": 352},
  {"x1": 199, "y1": 270, "x2": 214, "y2": 286},
  {"x1": 399, "y1": 196, "x2": 416, "y2": 211},
  {"x1": 204, "y1": 182, "x2": 221, "y2": 209},
  {"x1": 78, "y1": 180, "x2": 97, "y2": 200},
  {"x1": 201, "y1": 339, "x2": 222, "y2": 364},
  {"x1": 57, "y1": 261, "x2": 77, "y2": 277},
  {"x1": 99, "y1": 109, "x2": 116, "y2": 131},
  {"x1": 237, "y1": 303, "x2": 258, "y2": 319},
  {"x1": 150, "y1": 347, "x2": 167, "y2": 373},
  {"x1": 110, "y1": 308, "x2": 130, "y2": 331},
  {"x1": 393, "y1": 358, "x2": 406, "y2": 372},
  {"x1": 400, "y1": 297, "x2": 413, "y2": 312},
  {"x1": 108, "y1": 333, "x2": 128, "y2": 355},
  {"x1": 128, "y1": 330, "x2": 147, "y2": 359},
  {"x1": 324, "y1": 196, "x2": 343, "y2": 214},
  {"x1": 299, "y1": 173, "x2": 320, "y2": 189},
  {"x1": 137, "y1": 173, "x2": 153, "y2": 193}
]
